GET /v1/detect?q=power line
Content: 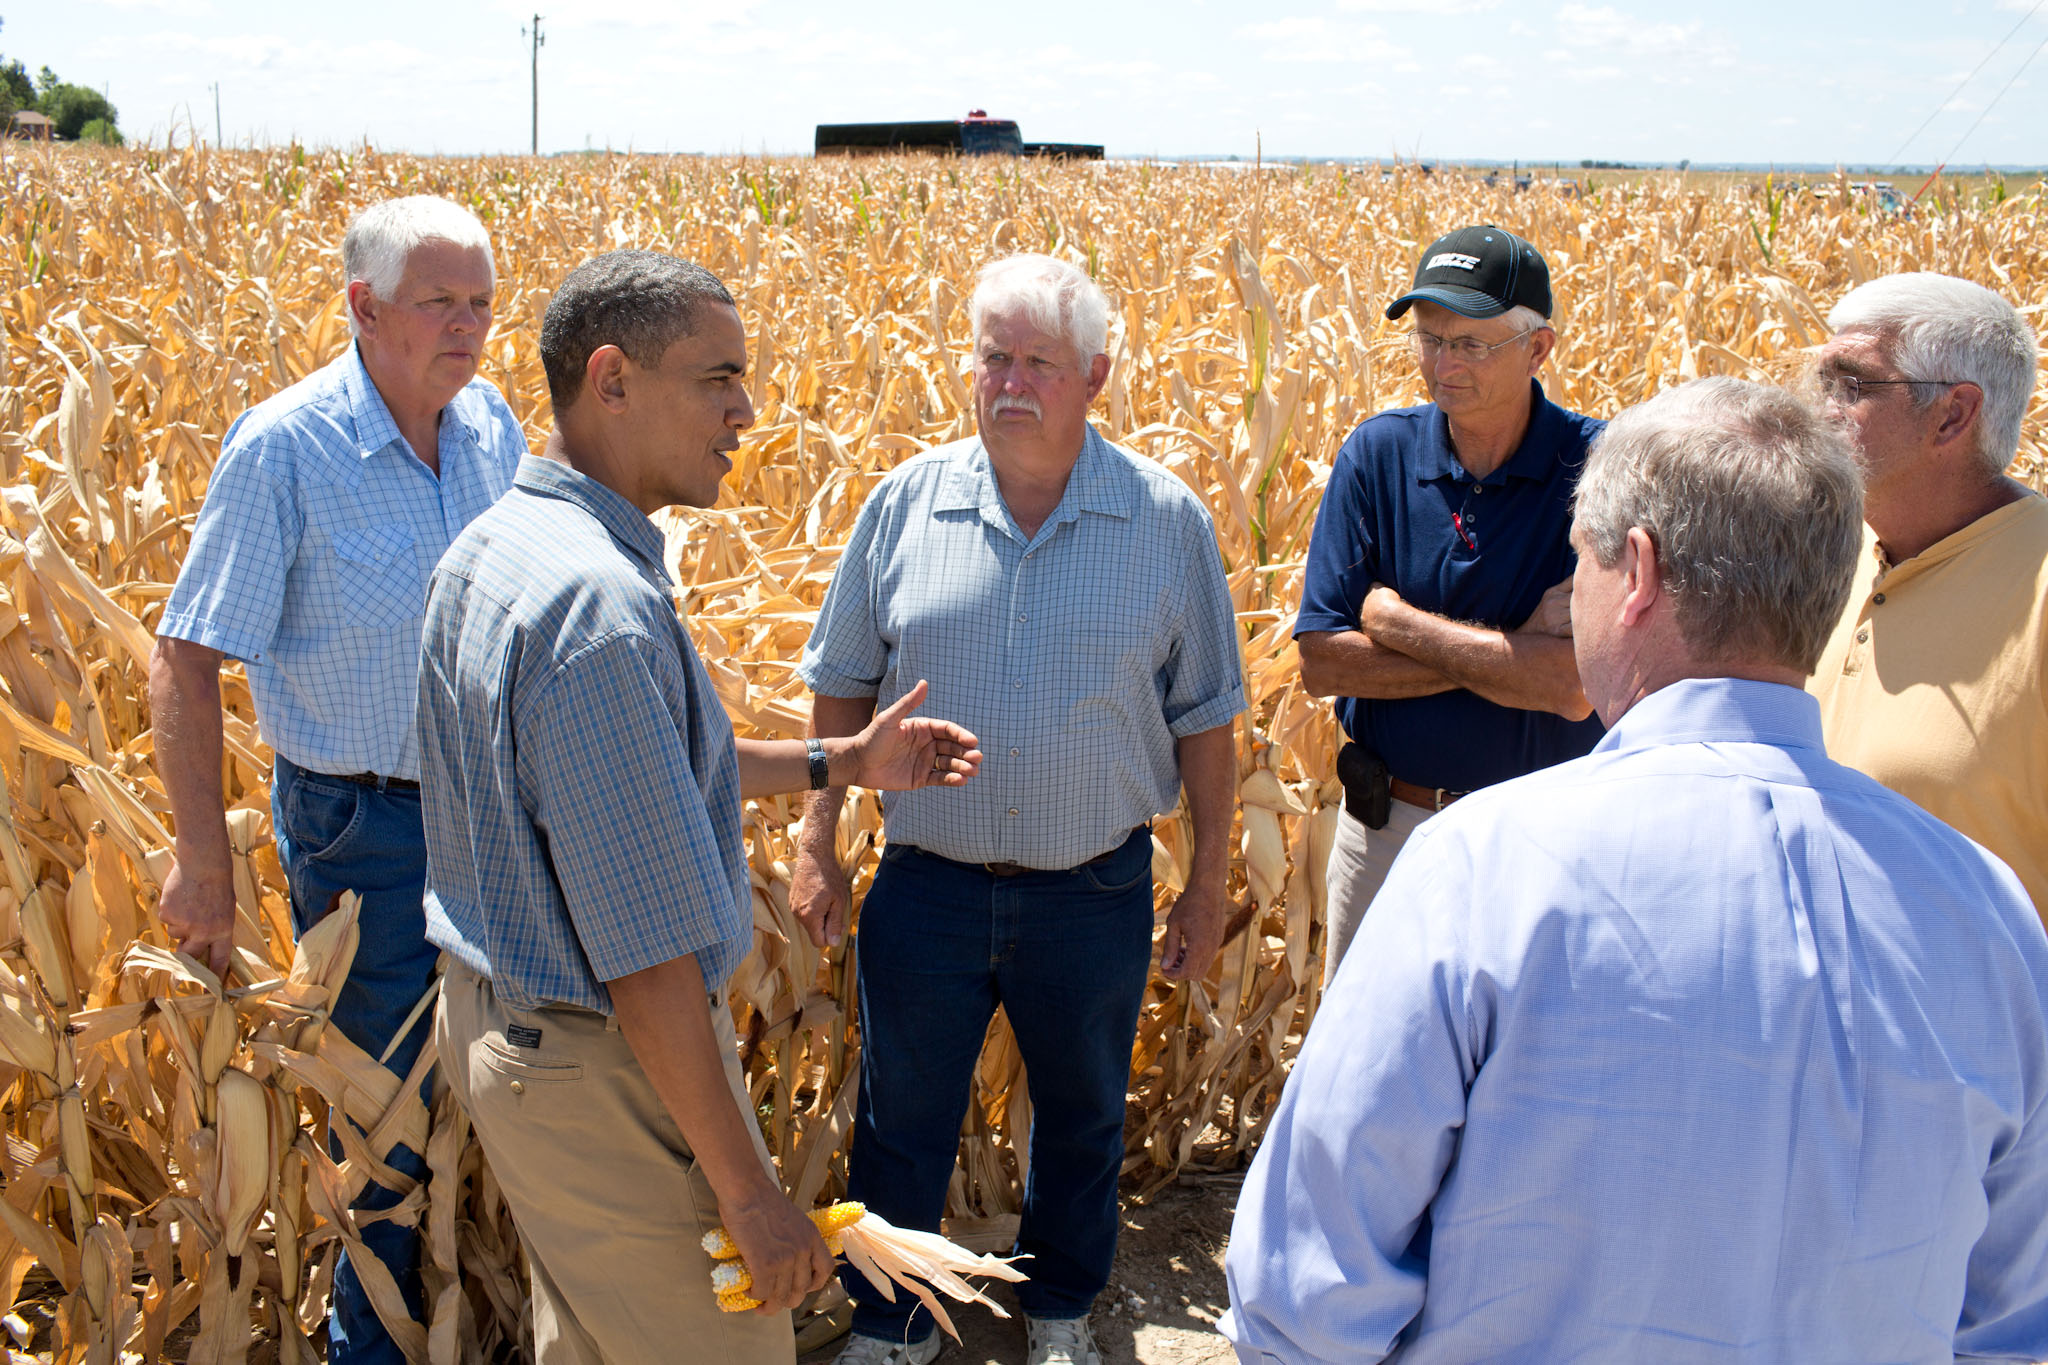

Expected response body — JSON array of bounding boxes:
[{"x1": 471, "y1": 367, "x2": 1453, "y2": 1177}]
[
  {"x1": 1883, "y1": 0, "x2": 2044, "y2": 170},
  {"x1": 1931, "y1": 24, "x2": 2048, "y2": 171}
]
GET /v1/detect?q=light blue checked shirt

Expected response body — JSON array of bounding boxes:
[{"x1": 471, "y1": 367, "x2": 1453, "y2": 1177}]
[
  {"x1": 1222, "y1": 678, "x2": 2048, "y2": 1365},
  {"x1": 158, "y1": 345, "x2": 524, "y2": 781},
  {"x1": 799, "y1": 426, "x2": 1245, "y2": 869},
  {"x1": 417, "y1": 458, "x2": 751, "y2": 1013}
]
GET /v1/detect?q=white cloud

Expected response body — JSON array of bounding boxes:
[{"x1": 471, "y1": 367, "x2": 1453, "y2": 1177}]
[
  {"x1": 1551, "y1": 2, "x2": 1736, "y2": 65},
  {"x1": 1234, "y1": 16, "x2": 1411, "y2": 64}
]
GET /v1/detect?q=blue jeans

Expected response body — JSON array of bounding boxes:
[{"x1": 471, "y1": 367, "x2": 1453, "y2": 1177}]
[
  {"x1": 842, "y1": 828, "x2": 1155, "y2": 1343},
  {"x1": 272, "y1": 756, "x2": 438, "y2": 1365}
]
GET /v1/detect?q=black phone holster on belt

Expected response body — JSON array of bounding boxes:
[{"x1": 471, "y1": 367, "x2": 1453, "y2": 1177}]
[{"x1": 1336, "y1": 741, "x2": 1392, "y2": 830}]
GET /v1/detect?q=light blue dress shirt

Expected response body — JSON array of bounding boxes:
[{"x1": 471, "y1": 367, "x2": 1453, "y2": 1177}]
[
  {"x1": 417, "y1": 458, "x2": 752, "y2": 1013},
  {"x1": 798, "y1": 426, "x2": 1245, "y2": 869},
  {"x1": 1222, "y1": 678, "x2": 2048, "y2": 1365},
  {"x1": 158, "y1": 346, "x2": 525, "y2": 780}
]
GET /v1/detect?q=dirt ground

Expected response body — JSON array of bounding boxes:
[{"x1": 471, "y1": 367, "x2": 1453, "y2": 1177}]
[{"x1": 799, "y1": 1176, "x2": 1243, "y2": 1365}]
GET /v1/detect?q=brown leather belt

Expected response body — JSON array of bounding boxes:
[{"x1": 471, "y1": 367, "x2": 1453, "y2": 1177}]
[{"x1": 1389, "y1": 777, "x2": 1464, "y2": 812}]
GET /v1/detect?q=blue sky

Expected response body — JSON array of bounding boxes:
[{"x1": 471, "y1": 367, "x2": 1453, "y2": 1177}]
[{"x1": 16, "y1": 0, "x2": 2048, "y2": 166}]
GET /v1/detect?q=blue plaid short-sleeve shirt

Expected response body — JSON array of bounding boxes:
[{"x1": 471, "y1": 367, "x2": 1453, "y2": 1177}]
[
  {"x1": 418, "y1": 458, "x2": 752, "y2": 1012},
  {"x1": 799, "y1": 426, "x2": 1246, "y2": 869},
  {"x1": 157, "y1": 346, "x2": 525, "y2": 780}
]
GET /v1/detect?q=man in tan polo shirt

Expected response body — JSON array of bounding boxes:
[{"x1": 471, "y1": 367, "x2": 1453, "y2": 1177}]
[{"x1": 1809, "y1": 273, "x2": 2047, "y2": 919}]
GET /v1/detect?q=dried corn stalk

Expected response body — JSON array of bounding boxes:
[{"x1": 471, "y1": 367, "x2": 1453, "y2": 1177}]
[{"x1": 0, "y1": 142, "x2": 2043, "y2": 1358}]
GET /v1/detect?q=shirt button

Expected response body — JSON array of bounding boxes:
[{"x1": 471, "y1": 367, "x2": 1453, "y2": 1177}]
[
  {"x1": 1007, "y1": 807, "x2": 1019, "y2": 816},
  {"x1": 1017, "y1": 613, "x2": 1027, "y2": 622},
  {"x1": 1872, "y1": 593, "x2": 1886, "y2": 605},
  {"x1": 1855, "y1": 628, "x2": 1869, "y2": 643},
  {"x1": 1010, "y1": 747, "x2": 1020, "y2": 756},
  {"x1": 1013, "y1": 680, "x2": 1022, "y2": 689},
  {"x1": 509, "y1": 1080, "x2": 525, "y2": 1096}
]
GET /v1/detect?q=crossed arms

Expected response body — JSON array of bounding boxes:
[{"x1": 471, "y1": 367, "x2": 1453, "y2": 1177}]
[{"x1": 1296, "y1": 577, "x2": 1592, "y2": 721}]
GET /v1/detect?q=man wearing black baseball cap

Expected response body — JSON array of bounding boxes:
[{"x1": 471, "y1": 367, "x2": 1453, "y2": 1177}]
[{"x1": 1295, "y1": 224, "x2": 1607, "y2": 984}]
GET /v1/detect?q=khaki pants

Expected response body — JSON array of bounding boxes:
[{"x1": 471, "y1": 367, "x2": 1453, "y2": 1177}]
[
  {"x1": 1321, "y1": 800, "x2": 1430, "y2": 988},
  {"x1": 436, "y1": 960, "x2": 792, "y2": 1365}
]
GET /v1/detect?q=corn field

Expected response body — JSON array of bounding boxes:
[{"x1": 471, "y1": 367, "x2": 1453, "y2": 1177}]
[{"x1": 0, "y1": 142, "x2": 2043, "y2": 1361}]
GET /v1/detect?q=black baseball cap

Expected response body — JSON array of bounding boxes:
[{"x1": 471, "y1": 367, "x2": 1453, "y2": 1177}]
[{"x1": 1384, "y1": 224, "x2": 1552, "y2": 321}]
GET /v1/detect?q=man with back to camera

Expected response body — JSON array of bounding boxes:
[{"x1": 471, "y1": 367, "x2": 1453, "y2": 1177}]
[
  {"x1": 1223, "y1": 376, "x2": 2048, "y2": 1363},
  {"x1": 1294, "y1": 224, "x2": 1603, "y2": 985},
  {"x1": 792, "y1": 253, "x2": 1246, "y2": 1365},
  {"x1": 1808, "y1": 272, "x2": 2047, "y2": 920},
  {"x1": 416, "y1": 249, "x2": 983, "y2": 1363},
  {"x1": 150, "y1": 195, "x2": 522, "y2": 1363}
]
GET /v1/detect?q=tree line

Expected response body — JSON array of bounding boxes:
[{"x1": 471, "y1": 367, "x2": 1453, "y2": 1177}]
[{"x1": 2, "y1": 19, "x2": 122, "y2": 145}]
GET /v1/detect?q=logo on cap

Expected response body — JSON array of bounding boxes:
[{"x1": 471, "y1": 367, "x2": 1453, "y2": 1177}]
[{"x1": 1424, "y1": 252, "x2": 1483, "y2": 272}]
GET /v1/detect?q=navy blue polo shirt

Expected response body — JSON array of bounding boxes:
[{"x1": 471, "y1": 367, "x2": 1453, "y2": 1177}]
[{"x1": 1296, "y1": 382, "x2": 1606, "y2": 791}]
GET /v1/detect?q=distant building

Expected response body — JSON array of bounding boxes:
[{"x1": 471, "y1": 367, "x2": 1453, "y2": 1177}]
[{"x1": 8, "y1": 111, "x2": 52, "y2": 141}]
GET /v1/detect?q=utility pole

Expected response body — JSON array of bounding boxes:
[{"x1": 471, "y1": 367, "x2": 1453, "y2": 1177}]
[
  {"x1": 522, "y1": 15, "x2": 544, "y2": 156},
  {"x1": 209, "y1": 82, "x2": 221, "y2": 147}
]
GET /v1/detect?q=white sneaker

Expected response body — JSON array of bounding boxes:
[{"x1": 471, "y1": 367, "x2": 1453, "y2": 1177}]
[
  {"x1": 832, "y1": 1329, "x2": 941, "y2": 1365},
  {"x1": 1026, "y1": 1316, "x2": 1100, "y2": 1365}
]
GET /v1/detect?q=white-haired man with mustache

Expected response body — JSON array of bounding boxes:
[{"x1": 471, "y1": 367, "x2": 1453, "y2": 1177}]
[{"x1": 793, "y1": 254, "x2": 1246, "y2": 1365}]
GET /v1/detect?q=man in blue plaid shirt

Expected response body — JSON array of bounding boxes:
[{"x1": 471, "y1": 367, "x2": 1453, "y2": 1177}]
[
  {"x1": 795, "y1": 254, "x2": 1246, "y2": 1365},
  {"x1": 417, "y1": 251, "x2": 981, "y2": 1364},
  {"x1": 150, "y1": 196, "x2": 523, "y2": 1365}
]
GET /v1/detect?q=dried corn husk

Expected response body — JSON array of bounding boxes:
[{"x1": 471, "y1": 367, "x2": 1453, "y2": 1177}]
[{"x1": 0, "y1": 144, "x2": 2042, "y2": 1360}]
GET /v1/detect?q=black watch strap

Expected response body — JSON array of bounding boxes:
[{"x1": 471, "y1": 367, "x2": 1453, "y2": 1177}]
[{"x1": 805, "y1": 737, "x2": 831, "y2": 790}]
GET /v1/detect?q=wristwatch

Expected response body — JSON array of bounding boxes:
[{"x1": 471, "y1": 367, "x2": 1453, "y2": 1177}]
[{"x1": 805, "y1": 737, "x2": 831, "y2": 790}]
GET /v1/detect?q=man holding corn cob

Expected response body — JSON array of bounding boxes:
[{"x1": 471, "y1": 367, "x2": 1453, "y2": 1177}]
[
  {"x1": 1807, "y1": 273, "x2": 2047, "y2": 923},
  {"x1": 414, "y1": 250, "x2": 983, "y2": 1365},
  {"x1": 794, "y1": 253, "x2": 1246, "y2": 1365},
  {"x1": 151, "y1": 196, "x2": 522, "y2": 1365},
  {"x1": 1225, "y1": 377, "x2": 2048, "y2": 1363},
  {"x1": 1295, "y1": 225, "x2": 1604, "y2": 985}
]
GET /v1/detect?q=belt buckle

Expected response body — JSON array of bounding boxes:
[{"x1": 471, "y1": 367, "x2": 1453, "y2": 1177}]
[{"x1": 984, "y1": 860, "x2": 1028, "y2": 877}]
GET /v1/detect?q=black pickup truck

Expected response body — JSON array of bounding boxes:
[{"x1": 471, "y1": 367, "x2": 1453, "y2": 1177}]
[{"x1": 815, "y1": 110, "x2": 1103, "y2": 159}]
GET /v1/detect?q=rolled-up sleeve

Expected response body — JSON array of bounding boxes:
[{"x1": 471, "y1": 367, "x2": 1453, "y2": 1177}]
[
  {"x1": 1162, "y1": 504, "x2": 1246, "y2": 737},
  {"x1": 516, "y1": 630, "x2": 740, "y2": 983},
  {"x1": 1221, "y1": 826, "x2": 1473, "y2": 1364},
  {"x1": 156, "y1": 436, "x2": 299, "y2": 664},
  {"x1": 797, "y1": 494, "x2": 889, "y2": 699}
]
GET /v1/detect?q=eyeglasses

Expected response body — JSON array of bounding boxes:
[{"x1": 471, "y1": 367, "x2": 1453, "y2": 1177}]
[
  {"x1": 1816, "y1": 372, "x2": 1963, "y2": 404},
  {"x1": 1411, "y1": 328, "x2": 1537, "y2": 363}
]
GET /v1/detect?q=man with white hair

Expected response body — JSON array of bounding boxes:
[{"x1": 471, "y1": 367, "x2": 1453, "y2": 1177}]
[
  {"x1": 1809, "y1": 273, "x2": 2047, "y2": 920},
  {"x1": 793, "y1": 253, "x2": 1246, "y2": 1365},
  {"x1": 151, "y1": 195, "x2": 523, "y2": 1364},
  {"x1": 1223, "y1": 377, "x2": 2048, "y2": 1363},
  {"x1": 1295, "y1": 224, "x2": 1603, "y2": 986}
]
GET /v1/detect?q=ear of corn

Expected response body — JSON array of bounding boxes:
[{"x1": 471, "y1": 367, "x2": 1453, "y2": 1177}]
[{"x1": 0, "y1": 145, "x2": 2041, "y2": 1355}]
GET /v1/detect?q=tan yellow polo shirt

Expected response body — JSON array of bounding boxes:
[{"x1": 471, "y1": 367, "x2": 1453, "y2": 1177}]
[{"x1": 1810, "y1": 494, "x2": 2048, "y2": 921}]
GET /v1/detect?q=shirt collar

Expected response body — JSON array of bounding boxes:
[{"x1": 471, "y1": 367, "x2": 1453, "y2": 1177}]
[
  {"x1": 1416, "y1": 380, "x2": 1573, "y2": 487},
  {"x1": 934, "y1": 424, "x2": 1133, "y2": 523},
  {"x1": 1593, "y1": 676, "x2": 1825, "y2": 757},
  {"x1": 341, "y1": 343, "x2": 481, "y2": 461},
  {"x1": 511, "y1": 456, "x2": 674, "y2": 586}
]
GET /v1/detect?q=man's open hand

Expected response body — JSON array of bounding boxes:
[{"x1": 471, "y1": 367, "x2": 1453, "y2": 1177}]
[{"x1": 847, "y1": 680, "x2": 984, "y2": 792}]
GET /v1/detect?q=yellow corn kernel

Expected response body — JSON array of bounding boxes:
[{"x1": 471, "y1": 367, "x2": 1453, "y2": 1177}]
[
  {"x1": 814, "y1": 1200, "x2": 866, "y2": 1235},
  {"x1": 716, "y1": 1287, "x2": 761, "y2": 1314},
  {"x1": 702, "y1": 1201, "x2": 865, "y2": 1262}
]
